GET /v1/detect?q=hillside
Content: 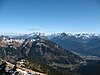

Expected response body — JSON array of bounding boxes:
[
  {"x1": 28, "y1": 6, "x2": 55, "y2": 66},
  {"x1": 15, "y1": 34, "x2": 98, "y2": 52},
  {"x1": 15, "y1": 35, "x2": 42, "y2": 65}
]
[
  {"x1": 76, "y1": 60, "x2": 100, "y2": 75},
  {"x1": 0, "y1": 36, "x2": 83, "y2": 75},
  {"x1": 21, "y1": 36, "x2": 83, "y2": 75}
]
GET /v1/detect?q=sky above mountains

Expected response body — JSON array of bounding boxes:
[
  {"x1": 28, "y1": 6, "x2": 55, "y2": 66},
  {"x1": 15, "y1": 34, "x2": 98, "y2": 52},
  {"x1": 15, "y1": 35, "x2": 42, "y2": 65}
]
[{"x1": 0, "y1": 0, "x2": 100, "y2": 34}]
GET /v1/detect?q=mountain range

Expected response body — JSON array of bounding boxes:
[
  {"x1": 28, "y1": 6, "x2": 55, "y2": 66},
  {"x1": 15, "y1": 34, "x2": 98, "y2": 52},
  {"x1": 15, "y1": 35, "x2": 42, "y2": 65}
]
[
  {"x1": 0, "y1": 32, "x2": 100, "y2": 75},
  {"x1": 4, "y1": 32, "x2": 100, "y2": 58},
  {"x1": 51, "y1": 33, "x2": 100, "y2": 58}
]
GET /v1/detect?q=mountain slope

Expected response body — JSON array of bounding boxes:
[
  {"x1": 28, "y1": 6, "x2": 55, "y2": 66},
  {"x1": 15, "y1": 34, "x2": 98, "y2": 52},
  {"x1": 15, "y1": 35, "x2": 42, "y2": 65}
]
[
  {"x1": 0, "y1": 36, "x2": 83, "y2": 75},
  {"x1": 20, "y1": 36, "x2": 83, "y2": 75},
  {"x1": 51, "y1": 33, "x2": 100, "y2": 57}
]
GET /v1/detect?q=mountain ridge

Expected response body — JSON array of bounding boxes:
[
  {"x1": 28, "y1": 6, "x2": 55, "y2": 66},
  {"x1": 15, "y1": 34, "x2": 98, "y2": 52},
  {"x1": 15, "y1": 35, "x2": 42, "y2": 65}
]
[
  {"x1": 0, "y1": 35, "x2": 83, "y2": 75},
  {"x1": 1, "y1": 32, "x2": 100, "y2": 39},
  {"x1": 1, "y1": 32, "x2": 100, "y2": 58}
]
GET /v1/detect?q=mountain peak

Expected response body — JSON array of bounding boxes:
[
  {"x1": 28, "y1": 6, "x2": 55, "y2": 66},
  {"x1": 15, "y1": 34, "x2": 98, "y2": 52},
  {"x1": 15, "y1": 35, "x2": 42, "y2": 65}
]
[{"x1": 60, "y1": 32, "x2": 67, "y2": 37}]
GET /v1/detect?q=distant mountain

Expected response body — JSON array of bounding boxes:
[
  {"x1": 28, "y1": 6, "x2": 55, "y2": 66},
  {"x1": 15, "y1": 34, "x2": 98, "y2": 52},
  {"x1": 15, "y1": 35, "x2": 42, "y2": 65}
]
[
  {"x1": 12, "y1": 32, "x2": 50, "y2": 39},
  {"x1": 51, "y1": 33, "x2": 100, "y2": 57},
  {"x1": 4, "y1": 32, "x2": 59, "y2": 40},
  {"x1": 0, "y1": 35, "x2": 83, "y2": 75}
]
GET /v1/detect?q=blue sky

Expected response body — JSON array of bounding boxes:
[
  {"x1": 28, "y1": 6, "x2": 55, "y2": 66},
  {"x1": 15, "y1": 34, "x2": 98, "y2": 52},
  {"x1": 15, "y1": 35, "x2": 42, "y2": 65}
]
[{"x1": 0, "y1": 0, "x2": 100, "y2": 34}]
